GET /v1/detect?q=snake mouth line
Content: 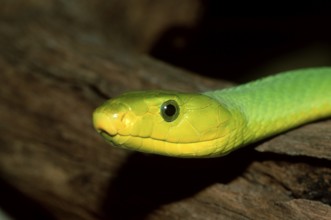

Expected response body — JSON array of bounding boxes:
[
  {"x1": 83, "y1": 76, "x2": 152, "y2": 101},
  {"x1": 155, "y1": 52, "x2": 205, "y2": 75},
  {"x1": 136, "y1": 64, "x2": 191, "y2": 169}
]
[
  {"x1": 98, "y1": 129, "x2": 225, "y2": 145},
  {"x1": 98, "y1": 130, "x2": 116, "y2": 141}
]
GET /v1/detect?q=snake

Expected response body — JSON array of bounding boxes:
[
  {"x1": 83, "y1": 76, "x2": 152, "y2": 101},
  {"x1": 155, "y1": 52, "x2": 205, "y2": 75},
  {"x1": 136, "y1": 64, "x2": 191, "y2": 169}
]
[{"x1": 93, "y1": 67, "x2": 331, "y2": 157}]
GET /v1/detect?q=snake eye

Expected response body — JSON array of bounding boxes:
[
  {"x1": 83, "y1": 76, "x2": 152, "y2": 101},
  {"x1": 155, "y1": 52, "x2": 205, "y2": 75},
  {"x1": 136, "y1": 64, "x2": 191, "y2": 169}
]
[{"x1": 160, "y1": 100, "x2": 179, "y2": 122}]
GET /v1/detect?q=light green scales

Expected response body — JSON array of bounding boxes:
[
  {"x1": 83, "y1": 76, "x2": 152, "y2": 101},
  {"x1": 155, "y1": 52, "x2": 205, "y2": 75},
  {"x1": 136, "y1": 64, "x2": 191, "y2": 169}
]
[{"x1": 93, "y1": 67, "x2": 331, "y2": 157}]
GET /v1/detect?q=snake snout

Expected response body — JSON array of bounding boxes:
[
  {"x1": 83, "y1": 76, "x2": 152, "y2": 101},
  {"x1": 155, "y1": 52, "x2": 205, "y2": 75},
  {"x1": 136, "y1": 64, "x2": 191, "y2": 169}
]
[
  {"x1": 93, "y1": 109, "x2": 124, "y2": 136},
  {"x1": 92, "y1": 101, "x2": 130, "y2": 138}
]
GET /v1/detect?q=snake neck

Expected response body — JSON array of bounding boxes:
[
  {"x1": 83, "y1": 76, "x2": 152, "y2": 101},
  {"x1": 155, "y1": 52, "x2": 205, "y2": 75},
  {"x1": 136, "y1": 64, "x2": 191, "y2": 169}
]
[{"x1": 204, "y1": 68, "x2": 331, "y2": 149}]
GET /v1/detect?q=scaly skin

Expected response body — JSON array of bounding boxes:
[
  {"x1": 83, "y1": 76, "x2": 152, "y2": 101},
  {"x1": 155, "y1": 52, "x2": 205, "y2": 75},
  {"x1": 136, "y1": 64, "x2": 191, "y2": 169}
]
[{"x1": 93, "y1": 67, "x2": 331, "y2": 157}]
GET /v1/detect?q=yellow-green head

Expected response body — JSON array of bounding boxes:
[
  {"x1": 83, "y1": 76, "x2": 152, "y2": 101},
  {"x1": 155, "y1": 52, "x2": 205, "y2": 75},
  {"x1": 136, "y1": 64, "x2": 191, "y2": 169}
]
[{"x1": 93, "y1": 91, "x2": 236, "y2": 157}]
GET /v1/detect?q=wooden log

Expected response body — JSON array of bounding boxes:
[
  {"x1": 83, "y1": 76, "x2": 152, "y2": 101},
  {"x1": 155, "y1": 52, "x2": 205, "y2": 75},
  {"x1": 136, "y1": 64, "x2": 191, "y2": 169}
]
[{"x1": 0, "y1": 1, "x2": 330, "y2": 220}]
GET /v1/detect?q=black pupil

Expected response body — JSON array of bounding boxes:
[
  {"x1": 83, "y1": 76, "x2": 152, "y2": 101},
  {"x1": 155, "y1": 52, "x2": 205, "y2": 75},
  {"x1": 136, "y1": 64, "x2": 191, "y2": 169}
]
[{"x1": 164, "y1": 104, "x2": 176, "y2": 116}]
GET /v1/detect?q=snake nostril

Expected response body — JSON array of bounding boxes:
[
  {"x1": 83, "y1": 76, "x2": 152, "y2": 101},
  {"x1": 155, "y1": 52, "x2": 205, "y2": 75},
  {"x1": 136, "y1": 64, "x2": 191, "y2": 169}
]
[{"x1": 119, "y1": 113, "x2": 125, "y2": 122}]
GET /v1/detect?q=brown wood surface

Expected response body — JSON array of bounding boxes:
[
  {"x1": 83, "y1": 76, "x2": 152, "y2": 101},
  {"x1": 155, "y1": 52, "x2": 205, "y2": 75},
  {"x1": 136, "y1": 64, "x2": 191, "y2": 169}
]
[{"x1": 0, "y1": 1, "x2": 330, "y2": 220}]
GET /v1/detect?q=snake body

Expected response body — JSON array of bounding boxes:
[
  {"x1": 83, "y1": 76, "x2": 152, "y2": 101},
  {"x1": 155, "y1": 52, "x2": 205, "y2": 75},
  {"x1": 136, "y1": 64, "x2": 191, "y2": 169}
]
[{"x1": 93, "y1": 67, "x2": 331, "y2": 157}]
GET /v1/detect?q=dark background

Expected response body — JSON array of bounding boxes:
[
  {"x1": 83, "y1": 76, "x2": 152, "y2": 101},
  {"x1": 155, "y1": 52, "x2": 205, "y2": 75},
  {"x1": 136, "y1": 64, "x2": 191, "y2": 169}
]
[{"x1": 151, "y1": 1, "x2": 331, "y2": 82}]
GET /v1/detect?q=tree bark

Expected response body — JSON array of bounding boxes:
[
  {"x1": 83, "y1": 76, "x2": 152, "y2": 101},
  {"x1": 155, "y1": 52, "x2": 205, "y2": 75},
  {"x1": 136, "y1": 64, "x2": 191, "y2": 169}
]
[{"x1": 0, "y1": 1, "x2": 330, "y2": 220}]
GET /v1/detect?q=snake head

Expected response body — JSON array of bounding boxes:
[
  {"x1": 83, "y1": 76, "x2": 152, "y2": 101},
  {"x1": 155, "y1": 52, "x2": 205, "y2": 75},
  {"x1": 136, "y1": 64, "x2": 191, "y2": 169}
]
[{"x1": 93, "y1": 91, "x2": 237, "y2": 157}]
